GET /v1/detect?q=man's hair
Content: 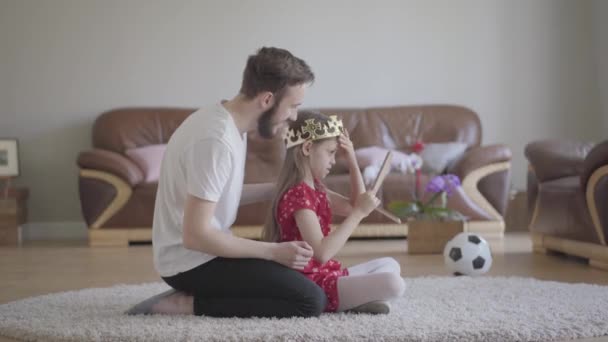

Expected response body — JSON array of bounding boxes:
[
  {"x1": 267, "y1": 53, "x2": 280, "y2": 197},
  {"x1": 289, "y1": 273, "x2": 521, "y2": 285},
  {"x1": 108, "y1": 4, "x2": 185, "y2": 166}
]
[{"x1": 240, "y1": 47, "x2": 315, "y2": 99}]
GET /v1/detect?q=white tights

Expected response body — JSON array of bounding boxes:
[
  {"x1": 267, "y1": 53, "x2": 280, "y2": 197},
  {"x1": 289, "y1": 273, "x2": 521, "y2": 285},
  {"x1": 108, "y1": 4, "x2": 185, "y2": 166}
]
[{"x1": 336, "y1": 257, "x2": 406, "y2": 312}]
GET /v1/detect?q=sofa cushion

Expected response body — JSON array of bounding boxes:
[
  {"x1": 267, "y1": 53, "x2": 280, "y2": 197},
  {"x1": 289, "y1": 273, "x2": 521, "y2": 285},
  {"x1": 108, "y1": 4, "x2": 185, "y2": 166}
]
[
  {"x1": 420, "y1": 142, "x2": 467, "y2": 174},
  {"x1": 125, "y1": 144, "x2": 166, "y2": 183},
  {"x1": 355, "y1": 146, "x2": 391, "y2": 169},
  {"x1": 351, "y1": 143, "x2": 466, "y2": 176},
  {"x1": 540, "y1": 176, "x2": 581, "y2": 192}
]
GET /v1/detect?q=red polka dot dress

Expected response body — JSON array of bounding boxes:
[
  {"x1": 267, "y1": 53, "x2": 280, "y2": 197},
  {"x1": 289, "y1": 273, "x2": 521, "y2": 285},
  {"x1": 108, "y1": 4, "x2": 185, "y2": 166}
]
[{"x1": 277, "y1": 181, "x2": 349, "y2": 312}]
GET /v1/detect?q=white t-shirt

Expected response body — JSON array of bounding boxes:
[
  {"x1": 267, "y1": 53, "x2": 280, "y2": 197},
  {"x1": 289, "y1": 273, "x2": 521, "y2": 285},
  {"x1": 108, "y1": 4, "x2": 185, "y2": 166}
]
[{"x1": 153, "y1": 103, "x2": 247, "y2": 277}]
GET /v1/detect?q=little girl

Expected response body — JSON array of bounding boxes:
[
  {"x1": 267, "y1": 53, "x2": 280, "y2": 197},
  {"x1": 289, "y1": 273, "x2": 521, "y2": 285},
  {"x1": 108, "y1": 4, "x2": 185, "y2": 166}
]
[{"x1": 263, "y1": 111, "x2": 406, "y2": 314}]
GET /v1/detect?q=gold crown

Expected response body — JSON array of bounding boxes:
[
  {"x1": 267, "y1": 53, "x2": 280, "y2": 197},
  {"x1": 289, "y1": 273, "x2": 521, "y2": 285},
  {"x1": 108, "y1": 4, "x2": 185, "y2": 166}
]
[{"x1": 284, "y1": 115, "x2": 345, "y2": 149}]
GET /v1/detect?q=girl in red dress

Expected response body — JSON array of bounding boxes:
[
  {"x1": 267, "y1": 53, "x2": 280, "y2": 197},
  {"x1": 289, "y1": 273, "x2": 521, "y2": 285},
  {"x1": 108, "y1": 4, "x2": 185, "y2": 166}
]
[{"x1": 263, "y1": 111, "x2": 406, "y2": 314}]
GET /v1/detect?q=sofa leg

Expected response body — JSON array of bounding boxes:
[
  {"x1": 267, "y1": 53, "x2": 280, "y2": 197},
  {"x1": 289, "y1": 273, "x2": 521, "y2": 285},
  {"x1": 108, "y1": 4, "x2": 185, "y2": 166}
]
[
  {"x1": 89, "y1": 230, "x2": 129, "y2": 247},
  {"x1": 531, "y1": 233, "x2": 608, "y2": 271},
  {"x1": 88, "y1": 229, "x2": 152, "y2": 247},
  {"x1": 530, "y1": 232, "x2": 548, "y2": 254},
  {"x1": 589, "y1": 259, "x2": 608, "y2": 271}
]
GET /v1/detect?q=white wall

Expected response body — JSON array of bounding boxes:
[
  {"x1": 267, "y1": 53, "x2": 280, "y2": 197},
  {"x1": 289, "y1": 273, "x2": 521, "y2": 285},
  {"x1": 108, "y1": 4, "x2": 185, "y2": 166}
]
[
  {"x1": 0, "y1": 0, "x2": 604, "y2": 224},
  {"x1": 592, "y1": 0, "x2": 608, "y2": 132}
]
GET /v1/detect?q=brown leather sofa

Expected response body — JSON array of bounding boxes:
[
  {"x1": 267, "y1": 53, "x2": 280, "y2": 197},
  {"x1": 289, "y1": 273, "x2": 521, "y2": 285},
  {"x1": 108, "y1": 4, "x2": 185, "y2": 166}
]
[
  {"x1": 78, "y1": 105, "x2": 512, "y2": 246},
  {"x1": 526, "y1": 139, "x2": 608, "y2": 269}
]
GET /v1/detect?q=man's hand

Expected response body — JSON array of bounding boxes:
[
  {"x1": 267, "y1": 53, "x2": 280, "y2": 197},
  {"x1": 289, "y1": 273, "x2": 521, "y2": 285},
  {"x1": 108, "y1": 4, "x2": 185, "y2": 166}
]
[{"x1": 271, "y1": 241, "x2": 314, "y2": 270}]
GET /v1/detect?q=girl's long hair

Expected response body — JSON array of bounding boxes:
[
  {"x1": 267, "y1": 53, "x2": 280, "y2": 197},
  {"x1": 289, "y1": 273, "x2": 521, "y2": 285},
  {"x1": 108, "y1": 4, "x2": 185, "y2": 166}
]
[{"x1": 261, "y1": 111, "x2": 332, "y2": 242}]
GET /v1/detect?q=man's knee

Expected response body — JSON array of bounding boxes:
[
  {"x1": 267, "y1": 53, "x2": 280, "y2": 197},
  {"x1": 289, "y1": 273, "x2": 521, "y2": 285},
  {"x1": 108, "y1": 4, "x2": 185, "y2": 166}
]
[
  {"x1": 298, "y1": 283, "x2": 326, "y2": 317},
  {"x1": 271, "y1": 265, "x2": 327, "y2": 317}
]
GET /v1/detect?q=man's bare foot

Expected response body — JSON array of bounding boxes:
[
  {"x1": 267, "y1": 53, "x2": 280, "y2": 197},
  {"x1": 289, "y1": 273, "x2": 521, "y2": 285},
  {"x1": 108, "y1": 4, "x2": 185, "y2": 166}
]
[
  {"x1": 125, "y1": 289, "x2": 194, "y2": 315},
  {"x1": 346, "y1": 300, "x2": 391, "y2": 314},
  {"x1": 150, "y1": 291, "x2": 194, "y2": 315}
]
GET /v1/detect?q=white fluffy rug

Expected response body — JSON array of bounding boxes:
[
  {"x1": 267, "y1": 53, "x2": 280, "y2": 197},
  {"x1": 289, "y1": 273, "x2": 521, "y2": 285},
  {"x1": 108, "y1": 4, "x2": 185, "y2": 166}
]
[{"x1": 1, "y1": 277, "x2": 608, "y2": 342}]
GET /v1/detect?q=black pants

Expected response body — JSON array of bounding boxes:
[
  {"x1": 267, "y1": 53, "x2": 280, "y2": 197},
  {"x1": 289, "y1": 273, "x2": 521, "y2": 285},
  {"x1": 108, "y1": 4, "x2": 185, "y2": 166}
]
[{"x1": 162, "y1": 257, "x2": 327, "y2": 318}]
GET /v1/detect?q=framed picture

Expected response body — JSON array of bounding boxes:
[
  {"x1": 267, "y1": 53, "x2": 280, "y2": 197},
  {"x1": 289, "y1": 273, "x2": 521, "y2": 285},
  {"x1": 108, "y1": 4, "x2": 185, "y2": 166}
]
[{"x1": 0, "y1": 139, "x2": 19, "y2": 177}]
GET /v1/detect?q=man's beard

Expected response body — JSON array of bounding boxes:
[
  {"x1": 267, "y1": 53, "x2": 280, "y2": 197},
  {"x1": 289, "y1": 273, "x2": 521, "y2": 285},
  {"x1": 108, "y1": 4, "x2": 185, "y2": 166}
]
[{"x1": 257, "y1": 105, "x2": 278, "y2": 139}]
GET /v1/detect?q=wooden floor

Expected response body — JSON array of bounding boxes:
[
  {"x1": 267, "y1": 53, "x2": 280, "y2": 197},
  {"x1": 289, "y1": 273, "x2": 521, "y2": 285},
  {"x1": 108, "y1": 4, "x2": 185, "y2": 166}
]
[{"x1": 1, "y1": 232, "x2": 608, "y2": 342}]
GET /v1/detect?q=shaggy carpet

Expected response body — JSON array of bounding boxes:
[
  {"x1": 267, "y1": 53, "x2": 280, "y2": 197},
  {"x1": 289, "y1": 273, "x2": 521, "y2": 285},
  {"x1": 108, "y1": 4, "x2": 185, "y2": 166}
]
[{"x1": 1, "y1": 276, "x2": 608, "y2": 341}]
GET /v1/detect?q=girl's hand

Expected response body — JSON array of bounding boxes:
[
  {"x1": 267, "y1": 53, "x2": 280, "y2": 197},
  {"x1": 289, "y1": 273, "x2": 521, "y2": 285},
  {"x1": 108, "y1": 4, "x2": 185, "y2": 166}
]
[
  {"x1": 338, "y1": 131, "x2": 356, "y2": 162},
  {"x1": 353, "y1": 191, "x2": 381, "y2": 218}
]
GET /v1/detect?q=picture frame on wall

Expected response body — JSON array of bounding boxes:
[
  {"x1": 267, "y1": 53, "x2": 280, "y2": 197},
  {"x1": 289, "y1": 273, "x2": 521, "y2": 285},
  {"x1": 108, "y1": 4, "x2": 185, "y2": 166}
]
[{"x1": 0, "y1": 139, "x2": 20, "y2": 177}]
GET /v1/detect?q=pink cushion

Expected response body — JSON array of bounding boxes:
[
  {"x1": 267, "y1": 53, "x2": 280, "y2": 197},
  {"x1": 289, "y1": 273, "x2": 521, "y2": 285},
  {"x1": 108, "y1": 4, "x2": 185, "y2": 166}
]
[
  {"x1": 125, "y1": 144, "x2": 166, "y2": 183},
  {"x1": 356, "y1": 146, "x2": 410, "y2": 169},
  {"x1": 356, "y1": 143, "x2": 467, "y2": 175},
  {"x1": 355, "y1": 146, "x2": 390, "y2": 168}
]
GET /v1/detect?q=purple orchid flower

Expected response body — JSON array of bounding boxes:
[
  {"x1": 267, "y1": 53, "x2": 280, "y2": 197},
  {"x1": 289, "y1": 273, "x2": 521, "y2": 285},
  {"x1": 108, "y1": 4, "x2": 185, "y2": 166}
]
[
  {"x1": 444, "y1": 174, "x2": 461, "y2": 195},
  {"x1": 426, "y1": 176, "x2": 446, "y2": 194},
  {"x1": 426, "y1": 174, "x2": 461, "y2": 196}
]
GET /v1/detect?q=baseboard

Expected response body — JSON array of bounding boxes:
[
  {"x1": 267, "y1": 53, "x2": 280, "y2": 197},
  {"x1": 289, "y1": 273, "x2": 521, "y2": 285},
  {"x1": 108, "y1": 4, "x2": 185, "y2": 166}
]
[{"x1": 21, "y1": 221, "x2": 88, "y2": 241}]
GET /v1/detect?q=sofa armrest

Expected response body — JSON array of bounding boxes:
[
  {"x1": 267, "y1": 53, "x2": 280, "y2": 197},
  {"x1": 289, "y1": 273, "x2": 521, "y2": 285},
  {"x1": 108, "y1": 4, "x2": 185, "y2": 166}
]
[
  {"x1": 448, "y1": 144, "x2": 512, "y2": 218},
  {"x1": 524, "y1": 140, "x2": 594, "y2": 183},
  {"x1": 526, "y1": 167, "x2": 539, "y2": 217},
  {"x1": 582, "y1": 140, "x2": 608, "y2": 189},
  {"x1": 448, "y1": 144, "x2": 512, "y2": 179},
  {"x1": 77, "y1": 149, "x2": 144, "y2": 187},
  {"x1": 581, "y1": 140, "x2": 608, "y2": 245}
]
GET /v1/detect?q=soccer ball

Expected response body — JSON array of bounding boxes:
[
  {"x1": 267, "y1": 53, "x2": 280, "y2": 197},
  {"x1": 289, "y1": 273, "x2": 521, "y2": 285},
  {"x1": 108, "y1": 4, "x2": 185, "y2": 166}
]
[{"x1": 443, "y1": 232, "x2": 492, "y2": 276}]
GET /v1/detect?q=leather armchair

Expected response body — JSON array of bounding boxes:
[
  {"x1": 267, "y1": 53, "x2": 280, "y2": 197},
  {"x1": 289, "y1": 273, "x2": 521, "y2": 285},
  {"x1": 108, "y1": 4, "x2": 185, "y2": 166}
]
[{"x1": 525, "y1": 139, "x2": 608, "y2": 269}]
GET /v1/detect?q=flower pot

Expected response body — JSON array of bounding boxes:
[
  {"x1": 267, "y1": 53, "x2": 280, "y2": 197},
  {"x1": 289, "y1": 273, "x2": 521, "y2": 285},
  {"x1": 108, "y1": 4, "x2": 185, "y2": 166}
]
[{"x1": 407, "y1": 220, "x2": 464, "y2": 254}]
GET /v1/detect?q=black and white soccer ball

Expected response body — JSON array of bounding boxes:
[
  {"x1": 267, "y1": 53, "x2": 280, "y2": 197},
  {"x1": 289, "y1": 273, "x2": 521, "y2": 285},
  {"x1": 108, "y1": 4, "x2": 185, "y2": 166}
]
[{"x1": 443, "y1": 232, "x2": 492, "y2": 276}]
